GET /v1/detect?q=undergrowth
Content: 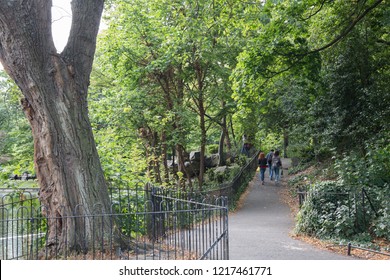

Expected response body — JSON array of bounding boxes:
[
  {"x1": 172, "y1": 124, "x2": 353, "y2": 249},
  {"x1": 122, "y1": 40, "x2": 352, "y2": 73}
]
[{"x1": 288, "y1": 145, "x2": 390, "y2": 249}]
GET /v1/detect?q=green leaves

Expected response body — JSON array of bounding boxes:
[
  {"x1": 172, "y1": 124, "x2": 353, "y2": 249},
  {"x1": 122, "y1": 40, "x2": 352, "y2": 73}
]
[
  {"x1": 296, "y1": 145, "x2": 390, "y2": 241},
  {"x1": 0, "y1": 71, "x2": 34, "y2": 178}
]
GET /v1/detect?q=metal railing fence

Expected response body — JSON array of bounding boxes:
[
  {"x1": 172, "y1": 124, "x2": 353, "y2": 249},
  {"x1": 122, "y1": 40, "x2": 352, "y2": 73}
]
[
  {"x1": 218, "y1": 151, "x2": 260, "y2": 207},
  {"x1": 297, "y1": 187, "x2": 380, "y2": 231},
  {"x1": 0, "y1": 151, "x2": 260, "y2": 260},
  {"x1": 0, "y1": 189, "x2": 228, "y2": 260}
]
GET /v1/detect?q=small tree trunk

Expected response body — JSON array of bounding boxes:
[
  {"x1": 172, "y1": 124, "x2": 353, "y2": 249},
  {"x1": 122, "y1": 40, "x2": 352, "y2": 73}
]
[
  {"x1": 161, "y1": 132, "x2": 170, "y2": 184},
  {"x1": 229, "y1": 116, "x2": 237, "y2": 150},
  {"x1": 283, "y1": 128, "x2": 289, "y2": 158},
  {"x1": 151, "y1": 131, "x2": 162, "y2": 184},
  {"x1": 218, "y1": 114, "x2": 229, "y2": 166},
  {"x1": 198, "y1": 101, "x2": 206, "y2": 190},
  {"x1": 176, "y1": 144, "x2": 192, "y2": 190}
]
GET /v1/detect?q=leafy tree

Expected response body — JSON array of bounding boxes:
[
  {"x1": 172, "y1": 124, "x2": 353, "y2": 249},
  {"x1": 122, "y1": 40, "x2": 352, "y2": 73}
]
[
  {"x1": 94, "y1": 0, "x2": 249, "y2": 190},
  {"x1": 231, "y1": 0, "x2": 390, "y2": 243},
  {"x1": 0, "y1": 0, "x2": 125, "y2": 254},
  {"x1": 231, "y1": 0, "x2": 388, "y2": 157},
  {"x1": 0, "y1": 72, "x2": 34, "y2": 179},
  {"x1": 314, "y1": 3, "x2": 390, "y2": 153}
]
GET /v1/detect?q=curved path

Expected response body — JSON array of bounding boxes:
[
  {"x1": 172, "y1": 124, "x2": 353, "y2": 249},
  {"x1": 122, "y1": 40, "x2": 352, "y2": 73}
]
[{"x1": 228, "y1": 158, "x2": 352, "y2": 260}]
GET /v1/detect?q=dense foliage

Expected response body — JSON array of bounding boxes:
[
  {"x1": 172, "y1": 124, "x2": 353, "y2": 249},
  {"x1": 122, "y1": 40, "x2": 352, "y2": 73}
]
[
  {"x1": 0, "y1": 72, "x2": 34, "y2": 185},
  {"x1": 295, "y1": 144, "x2": 390, "y2": 244},
  {"x1": 0, "y1": 0, "x2": 389, "y2": 242}
]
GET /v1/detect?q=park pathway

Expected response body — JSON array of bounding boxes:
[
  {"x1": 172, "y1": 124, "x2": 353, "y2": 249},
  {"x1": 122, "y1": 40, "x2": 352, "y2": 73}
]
[{"x1": 228, "y1": 158, "x2": 352, "y2": 260}]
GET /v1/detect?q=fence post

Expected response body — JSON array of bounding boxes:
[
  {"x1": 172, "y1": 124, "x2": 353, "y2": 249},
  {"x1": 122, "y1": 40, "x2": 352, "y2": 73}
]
[
  {"x1": 144, "y1": 183, "x2": 155, "y2": 241},
  {"x1": 362, "y1": 188, "x2": 366, "y2": 229},
  {"x1": 298, "y1": 188, "x2": 303, "y2": 206},
  {"x1": 144, "y1": 184, "x2": 167, "y2": 242},
  {"x1": 362, "y1": 188, "x2": 379, "y2": 217},
  {"x1": 347, "y1": 242, "x2": 352, "y2": 256}
]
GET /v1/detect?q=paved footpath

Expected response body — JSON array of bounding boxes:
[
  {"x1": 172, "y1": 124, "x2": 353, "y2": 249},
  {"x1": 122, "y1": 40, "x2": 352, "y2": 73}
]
[{"x1": 228, "y1": 158, "x2": 352, "y2": 260}]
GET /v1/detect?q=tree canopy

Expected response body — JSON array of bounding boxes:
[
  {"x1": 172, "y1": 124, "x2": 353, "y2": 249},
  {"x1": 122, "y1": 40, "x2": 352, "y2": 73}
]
[
  {"x1": 1, "y1": 0, "x2": 387, "y2": 184},
  {"x1": 0, "y1": 0, "x2": 389, "y2": 253}
]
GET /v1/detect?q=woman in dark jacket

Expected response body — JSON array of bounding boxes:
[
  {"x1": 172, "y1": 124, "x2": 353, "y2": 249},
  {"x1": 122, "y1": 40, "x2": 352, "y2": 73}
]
[
  {"x1": 271, "y1": 150, "x2": 282, "y2": 183},
  {"x1": 258, "y1": 152, "x2": 268, "y2": 185}
]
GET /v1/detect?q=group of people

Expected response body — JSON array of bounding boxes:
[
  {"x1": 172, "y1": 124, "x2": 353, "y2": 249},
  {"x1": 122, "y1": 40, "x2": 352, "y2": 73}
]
[{"x1": 258, "y1": 149, "x2": 282, "y2": 185}]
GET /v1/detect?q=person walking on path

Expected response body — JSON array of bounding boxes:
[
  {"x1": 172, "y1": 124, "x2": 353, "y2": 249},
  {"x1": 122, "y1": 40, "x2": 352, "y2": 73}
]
[
  {"x1": 266, "y1": 149, "x2": 274, "y2": 180},
  {"x1": 228, "y1": 157, "x2": 352, "y2": 260},
  {"x1": 272, "y1": 150, "x2": 282, "y2": 184},
  {"x1": 258, "y1": 152, "x2": 268, "y2": 185}
]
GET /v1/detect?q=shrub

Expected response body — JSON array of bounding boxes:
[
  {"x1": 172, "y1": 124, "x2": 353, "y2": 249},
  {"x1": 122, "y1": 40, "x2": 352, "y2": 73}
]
[
  {"x1": 295, "y1": 145, "x2": 390, "y2": 242},
  {"x1": 206, "y1": 144, "x2": 219, "y2": 154},
  {"x1": 295, "y1": 181, "x2": 355, "y2": 239}
]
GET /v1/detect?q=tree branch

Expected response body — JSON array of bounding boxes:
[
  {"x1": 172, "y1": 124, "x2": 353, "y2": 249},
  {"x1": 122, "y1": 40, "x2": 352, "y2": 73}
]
[
  {"x1": 301, "y1": 0, "x2": 384, "y2": 56},
  {"x1": 300, "y1": 0, "x2": 329, "y2": 21},
  {"x1": 62, "y1": 0, "x2": 104, "y2": 87},
  {"x1": 262, "y1": 0, "x2": 384, "y2": 80}
]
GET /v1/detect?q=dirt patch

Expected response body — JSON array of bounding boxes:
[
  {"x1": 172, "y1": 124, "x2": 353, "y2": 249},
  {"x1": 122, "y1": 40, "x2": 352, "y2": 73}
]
[
  {"x1": 280, "y1": 184, "x2": 300, "y2": 217},
  {"x1": 291, "y1": 234, "x2": 390, "y2": 260}
]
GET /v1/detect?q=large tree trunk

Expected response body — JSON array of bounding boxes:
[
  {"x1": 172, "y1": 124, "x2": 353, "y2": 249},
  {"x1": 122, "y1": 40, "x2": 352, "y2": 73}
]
[{"x1": 0, "y1": 0, "x2": 123, "y2": 254}]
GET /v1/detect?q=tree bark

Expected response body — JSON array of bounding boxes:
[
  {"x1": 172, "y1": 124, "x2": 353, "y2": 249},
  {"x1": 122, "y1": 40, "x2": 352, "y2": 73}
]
[
  {"x1": 198, "y1": 96, "x2": 206, "y2": 190},
  {"x1": 176, "y1": 143, "x2": 192, "y2": 190},
  {"x1": 0, "y1": 0, "x2": 123, "y2": 254},
  {"x1": 161, "y1": 132, "x2": 170, "y2": 184},
  {"x1": 283, "y1": 128, "x2": 289, "y2": 158},
  {"x1": 218, "y1": 101, "x2": 230, "y2": 166}
]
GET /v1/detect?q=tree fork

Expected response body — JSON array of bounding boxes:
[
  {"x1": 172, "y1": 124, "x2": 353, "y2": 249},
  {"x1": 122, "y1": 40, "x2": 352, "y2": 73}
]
[{"x1": 0, "y1": 0, "x2": 127, "y2": 255}]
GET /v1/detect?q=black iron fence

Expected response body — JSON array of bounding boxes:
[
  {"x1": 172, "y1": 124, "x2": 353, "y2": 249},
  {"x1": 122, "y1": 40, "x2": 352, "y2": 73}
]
[
  {"x1": 0, "y1": 187, "x2": 228, "y2": 260},
  {"x1": 218, "y1": 151, "x2": 260, "y2": 207},
  {"x1": 297, "y1": 187, "x2": 379, "y2": 227},
  {"x1": 297, "y1": 186, "x2": 385, "y2": 234},
  {"x1": 326, "y1": 242, "x2": 390, "y2": 258},
  {"x1": 0, "y1": 151, "x2": 260, "y2": 260},
  {"x1": 296, "y1": 186, "x2": 390, "y2": 258}
]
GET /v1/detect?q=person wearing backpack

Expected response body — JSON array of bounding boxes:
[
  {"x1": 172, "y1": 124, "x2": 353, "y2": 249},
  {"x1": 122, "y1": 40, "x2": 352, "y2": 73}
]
[
  {"x1": 266, "y1": 149, "x2": 274, "y2": 180},
  {"x1": 271, "y1": 150, "x2": 282, "y2": 184},
  {"x1": 258, "y1": 152, "x2": 268, "y2": 185}
]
